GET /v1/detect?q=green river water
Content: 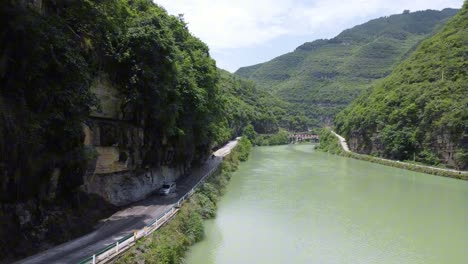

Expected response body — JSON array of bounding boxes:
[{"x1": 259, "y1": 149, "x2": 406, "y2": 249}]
[{"x1": 185, "y1": 144, "x2": 468, "y2": 264}]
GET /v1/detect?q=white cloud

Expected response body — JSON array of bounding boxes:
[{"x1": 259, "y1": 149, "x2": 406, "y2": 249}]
[
  {"x1": 155, "y1": 0, "x2": 462, "y2": 50},
  {"x1": 154, "y1": 0, "x2": 463, "y2": 70},
  {"x1": 154, "y1": 0, "x2": 292, "y2": 50}
]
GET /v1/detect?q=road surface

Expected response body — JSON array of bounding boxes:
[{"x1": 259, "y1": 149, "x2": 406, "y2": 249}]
[
  {"x1": 16, "y1": 138, "x2": 239, "y2": 264},
  {"x1": 330, "y1": 131, "x2": 350, "y2": 152}
]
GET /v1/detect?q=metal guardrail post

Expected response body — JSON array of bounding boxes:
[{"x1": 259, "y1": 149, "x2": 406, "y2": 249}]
[{"x1": 77, "y1": 162, "x2": 224, "y2": 264}]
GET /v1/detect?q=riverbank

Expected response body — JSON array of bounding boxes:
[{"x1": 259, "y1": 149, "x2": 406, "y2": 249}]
[
  {"x1": 16, "y1": 139, "x2": 241, "y2": 264},
  {"x1": 185, "y1": 144, "x2": 468, "y2": 264},
  {"x1": 112, "y1": 138, "x2": 252, "y2": 264},
  {"x1": 317, "y1": 129, "x2": 468, "y2": 180}
]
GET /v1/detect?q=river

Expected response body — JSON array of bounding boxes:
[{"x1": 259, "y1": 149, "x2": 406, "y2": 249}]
[{"x1": 185, "y1": 144, "x2": 468, "y2": 264}]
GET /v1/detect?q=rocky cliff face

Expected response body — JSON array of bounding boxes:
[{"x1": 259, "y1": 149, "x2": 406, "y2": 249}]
[
  {"x1": 432, "y1": 133, "x2": 468, "y2": 169},
  {"x1": 335, "y1": 4, "x2": 468, "y2": 169},
  {"x1": 1, "y1": 1, "x2": 224, "y2": 261},
  {"x1": 84, "y1": 167, "x2": 185, "y2": 206},
  {"x1": 0, "y1": 75, "x2": 191, "y2": 262},
  {"x1": 347, "y1": 131, "x2": 374, "y2": 155},
  {"x1": 82, "y1": 75, "x2": 190, "y2": 206},
  {"x1": 347, "y1": 129, "x2": 467, "y2": 169}
]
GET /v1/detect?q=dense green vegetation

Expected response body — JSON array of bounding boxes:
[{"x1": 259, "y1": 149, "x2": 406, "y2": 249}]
[
  {"x1": 215, "y1": 70, "x2": 278, "y2": 140},
  {"x1": 242, "y1": 124, "x2": 290, "y2": 146},
  {"x1": 316, "y1": 129, "x2": 343, "y2": 155},
  {"x1": 335, "y1": 3, "x2": 468, "y2": 169},
  {"x1": 236, "y1": 9, "x2": 458, "y2": 128},
  {"x1": 317, "y1": 129, "x2": 468, "y2": 179},
  {"x1": 0, "y1": 1, "x2": 277, "y2": 260},
  {"x1": 216, "y1": 70, "x2": 310, "y2": 140},
  {"x1": 114, "y1": 138, "x2": 252, "y2": 264},
  {"x1": 253, "y1": 130, "x2": 290, "y2": 146},
  {"x1": 0, "y1": 0, "x2": 284, "y2": 199},
  {"x1": 2, "y1": 0, "x2": 464, "y2": 261},
  {"x1": 0, "y1": 0, "x2": 224, "y2": 203}
]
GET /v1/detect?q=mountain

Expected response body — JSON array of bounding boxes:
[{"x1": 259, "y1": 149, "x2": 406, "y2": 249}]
[
  {"x1": 236, "y1": 8, "x2": 459, "y2": 127},
  {"x1": 335, "y1": 3, "x2": 468, "y2": 169},
  {"x1": 217, "y1": 69, "x2": 310, "y2": 138},
  {"x1": 0, "y1": 0, "x2": 294, "y2": 260}
]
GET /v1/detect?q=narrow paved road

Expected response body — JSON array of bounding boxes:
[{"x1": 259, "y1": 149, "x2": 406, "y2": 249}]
[
  {"x1": 16, "y1": 139, "x2": 239, "y2": 264},
  {"x1": 331, "y1": 131, "x2": 350, "y2": 152},
  {"x1": 331, "y1": 130, "x2": 467, "y2": 175}
]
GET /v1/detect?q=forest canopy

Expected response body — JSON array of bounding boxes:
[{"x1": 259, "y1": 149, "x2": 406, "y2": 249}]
[
  {"x1": 0, "y1": 0, "x2": 281, "y2": 203},
  {"x1": 335, "y1": 2, "x2": 468, "y2": 169}
]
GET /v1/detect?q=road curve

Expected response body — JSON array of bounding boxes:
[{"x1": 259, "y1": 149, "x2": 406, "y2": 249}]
[
  {"x1": 16, "y1": 138, "x2": 239, "y2": 264},
  {"x1": 331, "y1": 130, "x2": 350, "y2": 152},
  {"x1": 330, "y1": 131, "x2": 467, "y2": 175}
]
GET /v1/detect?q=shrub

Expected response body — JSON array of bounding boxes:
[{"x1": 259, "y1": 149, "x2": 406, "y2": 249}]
[{"x1": 115, "y1": 139, "x2": 253, "y2": 263}]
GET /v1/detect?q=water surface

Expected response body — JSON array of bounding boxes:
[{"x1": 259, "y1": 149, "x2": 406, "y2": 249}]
[{"x1": 186, "y1": 144, "x2": 468, "y2": 264}]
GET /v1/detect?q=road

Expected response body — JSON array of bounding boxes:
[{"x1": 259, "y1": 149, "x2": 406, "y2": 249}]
[
  {"x1": 214, "y1": 137, "x2": 240, "y2": 157},
  {"x1": 16, "y1": 138, "x2": 239, "y2": 264},
  {"x1": 331, "y1": 131, "x2": 467, "y2": 175},
  {"x1": 330, "y1": 131, "x2": 350, "y2": 152}
]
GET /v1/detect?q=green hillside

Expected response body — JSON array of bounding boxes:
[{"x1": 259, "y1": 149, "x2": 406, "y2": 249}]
[
  {"x1": 217, "y1": 70, "x2": 310, "y2": 139},
  {"x1": 0, "y1": 0, "x2": 302, "y2": 259},
  {"x1": 236, "y1": 8, "x2": 458, "y2": 127},
  {"x1": 335, "y1": 3, "x2": 468, "y2": 169}
]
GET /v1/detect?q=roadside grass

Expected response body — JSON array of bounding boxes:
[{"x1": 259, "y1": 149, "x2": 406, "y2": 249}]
[
  {"x1": 113, "y1": 138, "x2": 252, "y2": 264},
  {"x1": 317, "y1": 129, "x2": 467, "y2": 180},
  {"x1": 315, "y1": 129, "x2": 343, "y2": 155}
]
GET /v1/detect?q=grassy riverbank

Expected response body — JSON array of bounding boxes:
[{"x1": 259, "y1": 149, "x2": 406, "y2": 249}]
[
  {"x1": 113, "y1": 138, "x2": 252, "y2": 264},
  {"x1": 318, "y1": 129, "x2": 468, "y2": 180},
  {"x1": 315, "y1": 129, "x2": 343, "y2": 155}
]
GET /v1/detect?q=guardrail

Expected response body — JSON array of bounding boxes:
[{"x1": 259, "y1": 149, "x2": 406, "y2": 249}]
[{"x1": 77, "y1": 163, "x2": 221, "y2": 264}]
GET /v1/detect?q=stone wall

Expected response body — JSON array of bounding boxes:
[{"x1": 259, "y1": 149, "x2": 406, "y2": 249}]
[
  {"x1": 90, "y1": 75, "x2": 124, "y2": 120},
  {"x1": 347, "y1": 131, "x2": 375, "y2": 154},
  {"x1": 433, "y1": 133, "x2": 468, "y2": 169},
  {"x1": 84, "y1": 166, "x2": 186, "y2": 206},
  {"x1": 81, "y1": 74, "x2": 189, "y2": 206},
  {"x1": 84, "y1": 118, "x2": 143, "y2": 173},
  {"x1": 347, "y1": 130, "x2": 467, "y2": 169}
]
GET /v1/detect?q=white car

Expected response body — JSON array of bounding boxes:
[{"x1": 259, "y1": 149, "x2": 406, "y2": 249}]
[{"x1": 159, "y1": 182, "x2": 176, "y2": 195}]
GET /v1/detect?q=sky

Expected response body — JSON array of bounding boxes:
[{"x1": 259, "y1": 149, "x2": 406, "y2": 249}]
[{"x1": 155, "y1": 0, "x2": 464, "y2": 72}]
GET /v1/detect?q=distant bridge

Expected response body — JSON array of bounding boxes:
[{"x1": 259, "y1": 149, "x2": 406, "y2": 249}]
[{"x1": 289, "y1": 133, "x2": 319, "y2": 143}]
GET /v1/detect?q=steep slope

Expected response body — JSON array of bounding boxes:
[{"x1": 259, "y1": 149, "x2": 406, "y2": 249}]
[
  {"x1": 0, "y1": 1, "x2": 306, "y2": 260},
  {"x1": 335, "y1": 3, "x2": 468, "y2": 169},
  {"x1": 217, "y1": 70, "x2": 310, "y2": 138},
  {"x1": 0, "y1": 0, "x2": 281, "y2": 261},
  {"x1": 236, "y1": 8, "x2": 458, "y2": 126}
]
